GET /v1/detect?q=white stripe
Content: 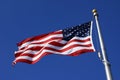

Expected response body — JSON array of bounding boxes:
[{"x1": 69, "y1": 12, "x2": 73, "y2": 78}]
[
  {"x1": 32, "y1": 34, "x2": 63, "y2": 43},
  {"x1": 15, "y1": 38, "x2": 91, "y2": 54},
  {"x1": 15, "y1": 46, "x2": 94, "y2": 61},
  {"x1": 18, "y1": 42, "x2": 31, "y2": 50},
  {"x1": 18, "y1": 33, "x2": 90, "y2": 50},
  {"x1": 29, "y1": 36, "x2": 90, "y2": 48},
  {"x1": 18, "y1": 34, "x2": 63, "y2": 50},
  {"x1": 73, "y1": 36, "x2": 90, "y2": 40},
  {"x1": 41, "y1": 46, "x2": 94, "y2": 55},
  {"x1": 47, "y1": 41, "x2": 91, "y2": 50},
  {"x1": 15, "y1": 39, "x2": 92, "y2": 55},
  {"x1": 15, "y1": 39, "x2": 66, "y2": 54},
  {"x1": 17, "y1": 50, "x2": 38, "y2": 54}
]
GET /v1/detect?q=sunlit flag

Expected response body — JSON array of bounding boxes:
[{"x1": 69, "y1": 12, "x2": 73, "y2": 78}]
[{"x1": 13, "y1": 21, "x2": 95, "y2": 65}]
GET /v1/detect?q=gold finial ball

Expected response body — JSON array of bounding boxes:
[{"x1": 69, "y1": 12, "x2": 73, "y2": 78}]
[{"x1": 92, "y1": 9, "x2": 97, "y2": 13}]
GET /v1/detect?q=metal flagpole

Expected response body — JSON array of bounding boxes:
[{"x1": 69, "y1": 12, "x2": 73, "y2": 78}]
[{"x1": 92, "y1": 9, "x2": 113, "y2": 80}]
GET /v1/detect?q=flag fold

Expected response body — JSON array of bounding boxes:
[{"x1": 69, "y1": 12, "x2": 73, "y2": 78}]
[{"x1": 13, "y1": 21, "x2": 95, "y2": 65}]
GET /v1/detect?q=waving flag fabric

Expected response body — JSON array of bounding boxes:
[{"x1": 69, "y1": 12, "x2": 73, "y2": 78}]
[{"x1": 13, "y1": 21, "x2": 95, "y2": 65}]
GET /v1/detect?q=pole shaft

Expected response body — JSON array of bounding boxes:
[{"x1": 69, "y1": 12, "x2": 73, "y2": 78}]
[{"x1": 92, "y1": 9, "x2": 113, "y2": 80}]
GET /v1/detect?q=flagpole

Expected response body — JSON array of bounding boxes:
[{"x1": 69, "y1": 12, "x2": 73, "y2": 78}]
[{"x1": 92, "y1": 9, "x2": 113, "y2": 80}]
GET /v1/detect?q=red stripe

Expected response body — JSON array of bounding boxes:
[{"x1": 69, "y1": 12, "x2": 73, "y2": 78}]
[
  {"x1": 15, "y1": 37, "x2": 92, "y2": 57},
  {"x1": 18, "y1": 37, "x2": 90, "y2": 51},
  {"x1": 14, "y1": 49, "x2": 94, "y2": 64},
  {"x1": 17, "y1": 33, "x2": 49, "y2": 46},
  {"x1": 14, "y1": 52, "x2": 49, "y2": 64},
  {"x1": 18, "y1": 37, "x2": 63, "y2": 50},
  {"x1": 15, "y1": 43, "x2": 92, "y2": 58},
  {"x1": 17, "y1": 30, "x2": 62, "y2": 46},
  {"x1": 31, "y1": 37, "x2": 63, "y2": 44},
  {"x1": 68, "y1": 49, "x2": 94, "y2": 56}
]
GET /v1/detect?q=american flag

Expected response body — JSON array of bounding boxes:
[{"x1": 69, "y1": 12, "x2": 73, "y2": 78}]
[{"x1": 13, "y1": 21, "x2": 95, "y2": 65}]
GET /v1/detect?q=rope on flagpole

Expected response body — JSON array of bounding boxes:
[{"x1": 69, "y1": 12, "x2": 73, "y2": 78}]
[{"x1": 92, "y1": 9, "x2": 113, "y2": 80}]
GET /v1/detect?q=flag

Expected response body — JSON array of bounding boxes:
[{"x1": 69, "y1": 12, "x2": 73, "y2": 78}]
[{"x1": 13, "y1": 21, "x2": 95, "y2": 65}]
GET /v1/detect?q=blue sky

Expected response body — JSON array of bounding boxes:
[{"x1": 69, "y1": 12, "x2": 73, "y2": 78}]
[{"x1": 0, "y1": 0, "x2": 119, "y2": 80}]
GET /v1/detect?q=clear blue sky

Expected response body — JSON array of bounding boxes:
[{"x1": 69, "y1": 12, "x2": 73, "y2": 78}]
[{"x1": 0, "y1": 0, "x2": 119, "y2": 80}]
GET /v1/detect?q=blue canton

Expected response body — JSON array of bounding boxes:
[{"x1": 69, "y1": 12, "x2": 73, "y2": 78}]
[{"x1": 63, "y1": 22, "x2": 91, "y2": 41}]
